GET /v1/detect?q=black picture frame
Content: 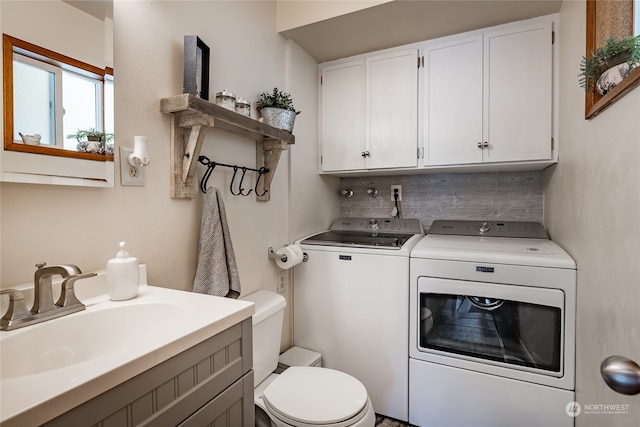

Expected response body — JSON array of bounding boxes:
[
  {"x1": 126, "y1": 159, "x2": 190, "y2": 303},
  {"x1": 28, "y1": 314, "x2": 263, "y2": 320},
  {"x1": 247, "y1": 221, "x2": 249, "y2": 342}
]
[{"x1": 183, "y1": 35, "x2": 210, "y2": 100}]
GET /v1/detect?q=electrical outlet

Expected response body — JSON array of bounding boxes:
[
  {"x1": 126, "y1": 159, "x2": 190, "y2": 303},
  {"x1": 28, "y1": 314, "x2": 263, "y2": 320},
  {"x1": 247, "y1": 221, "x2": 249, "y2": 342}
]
[
  {"x1": 120, "y1": 147, "x2": 145, "y2": 186},
  {"x1": 277, "y1": 271, "x2": 286, "y2": 294},
  {"x1": 390, "y1": 185, "x2": 402, "y2": 201}
]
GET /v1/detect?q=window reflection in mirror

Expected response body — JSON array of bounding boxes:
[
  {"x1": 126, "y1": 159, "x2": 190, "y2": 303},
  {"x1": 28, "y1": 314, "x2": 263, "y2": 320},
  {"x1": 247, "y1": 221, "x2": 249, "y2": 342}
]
[{"x1": 4, "y1": 34, "x2": 114, "y2": 161}]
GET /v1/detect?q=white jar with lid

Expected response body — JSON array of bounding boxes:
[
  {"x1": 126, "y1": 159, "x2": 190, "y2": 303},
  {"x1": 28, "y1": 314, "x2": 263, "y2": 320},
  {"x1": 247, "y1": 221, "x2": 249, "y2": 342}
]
[
  {"x1": 215, "y1": 90, "x2": 236, "y2": 111},
  {"x1": 235, "y1": 97, "x2": 251, "y2": 117},
  {"x1": 107, "y1": 241, "x2": 139, "y2": 301}
]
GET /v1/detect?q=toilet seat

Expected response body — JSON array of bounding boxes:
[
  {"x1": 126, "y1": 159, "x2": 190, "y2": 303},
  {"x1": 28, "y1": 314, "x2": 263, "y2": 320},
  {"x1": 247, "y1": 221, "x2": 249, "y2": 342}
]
[{"x1": 263, "y1": 367, "x2": 371, "y2": 427}]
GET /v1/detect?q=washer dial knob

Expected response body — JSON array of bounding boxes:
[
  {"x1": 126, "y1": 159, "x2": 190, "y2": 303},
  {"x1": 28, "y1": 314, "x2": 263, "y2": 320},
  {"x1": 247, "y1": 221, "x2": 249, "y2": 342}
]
[{"x1": 478, "y1": 222, "x2": 491, "y2": 233}]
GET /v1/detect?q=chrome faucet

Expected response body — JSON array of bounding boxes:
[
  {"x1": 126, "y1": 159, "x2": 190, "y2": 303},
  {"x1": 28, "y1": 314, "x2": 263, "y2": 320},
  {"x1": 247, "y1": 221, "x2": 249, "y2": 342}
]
[
  {"x1": 32, "y1": 263, "x2": 81, "y2": 314},
  {"x1": 1, "y1": 263, "x2": 96, "y2": 331}
]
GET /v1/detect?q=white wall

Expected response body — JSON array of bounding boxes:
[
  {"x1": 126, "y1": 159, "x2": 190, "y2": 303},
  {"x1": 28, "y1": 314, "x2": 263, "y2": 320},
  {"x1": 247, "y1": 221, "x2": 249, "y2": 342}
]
[
  {"x1": 546, "y1": 1, "x2": 640, "y2": 425},
  {"x1": 1, "y1": 1, "x2": 337, "y2": 350}
]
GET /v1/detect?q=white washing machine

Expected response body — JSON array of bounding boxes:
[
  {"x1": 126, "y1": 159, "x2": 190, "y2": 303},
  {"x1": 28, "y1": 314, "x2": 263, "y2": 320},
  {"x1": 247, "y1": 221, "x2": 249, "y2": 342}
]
[
  {"x1": 409, "y1": 220, "x2": 577, "y2": 427},
  {"x1": 294, "y1": 217, "x2": 424, "y2": 422}
]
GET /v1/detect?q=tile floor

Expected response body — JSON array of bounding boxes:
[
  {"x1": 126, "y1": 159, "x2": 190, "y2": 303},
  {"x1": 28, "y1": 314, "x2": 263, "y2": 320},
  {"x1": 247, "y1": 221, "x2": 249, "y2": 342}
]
[{"x1": 375, "y1": 415, "x2": 411, "y2": 426}]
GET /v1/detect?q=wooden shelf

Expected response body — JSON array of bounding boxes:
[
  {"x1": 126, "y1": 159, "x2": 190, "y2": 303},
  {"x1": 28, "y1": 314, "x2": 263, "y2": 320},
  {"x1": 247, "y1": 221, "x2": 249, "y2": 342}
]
[{"x1": 160, "y1": 94, "x2": 295, "y2": 200}]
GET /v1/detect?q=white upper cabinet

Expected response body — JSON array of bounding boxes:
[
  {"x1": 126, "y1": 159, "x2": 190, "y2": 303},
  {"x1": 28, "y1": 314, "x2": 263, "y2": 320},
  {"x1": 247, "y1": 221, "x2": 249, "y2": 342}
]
[
  {"x1": 366, "y1": 50, "x2": 419, "y2": 169},
  {"x1": 320, "y1": 60, "x2": 366, "y2": 172},
  {"x1": 424, "y1": 35, "x2": 483, "y2": 165},
  {"x1": 320, "y1": 49, "x2": 419, "y2": 172},
  {"x1": 483, "y1": 22, "x2": 553, "y2": 163},
  {"x1": 319, "y1": 15, "x2": 557, "y2": 175},
  {"x1": 423, "y1": 20, "x2": 554, "y2": 167}
]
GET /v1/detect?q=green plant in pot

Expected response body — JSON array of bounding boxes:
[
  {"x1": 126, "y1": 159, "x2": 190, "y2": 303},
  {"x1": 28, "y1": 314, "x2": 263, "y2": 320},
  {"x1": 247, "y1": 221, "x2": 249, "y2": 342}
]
[
  {"x1": 579, "y1": 35, "x2": 640, "y2": 94},
  {"x1": 67, "y1": 128, "x2": 114, "y2": 154},
  {"x1": 256, "y1": 88, "x2": 300, "y2": 133}
]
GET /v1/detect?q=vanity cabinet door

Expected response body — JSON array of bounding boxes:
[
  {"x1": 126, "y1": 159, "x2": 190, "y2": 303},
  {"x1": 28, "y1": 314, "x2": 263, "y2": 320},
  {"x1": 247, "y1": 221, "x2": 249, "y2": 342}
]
[
  {"x1": 320, "y1": 60, "x2": 366, "y2": 172},
  {"x1": 423, "y1": 35, "x2": 483, "y2": 166},
  {"x1": 482, "y1": 21, "x2": 553, "y2": 163},
  {"x1": 179, "y1": 372, "x2": 254, "y2": 427}
]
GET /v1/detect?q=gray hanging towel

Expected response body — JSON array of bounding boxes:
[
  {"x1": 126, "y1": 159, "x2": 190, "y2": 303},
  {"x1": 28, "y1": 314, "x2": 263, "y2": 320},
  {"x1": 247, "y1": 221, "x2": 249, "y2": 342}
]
[{"x1": 193, "y1": 187, "x2": 241, "y2": 298}]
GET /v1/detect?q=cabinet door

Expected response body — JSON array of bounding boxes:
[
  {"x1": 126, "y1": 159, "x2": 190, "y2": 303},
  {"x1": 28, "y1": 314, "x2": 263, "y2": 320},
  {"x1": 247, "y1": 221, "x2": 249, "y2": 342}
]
[
  {"x1": 483, "y1": 22, "x2": 553, "y2": 163},
  {"x1": 423, "y1": 36, "x2": 483, "y2": 166},
  {"x1": 179, "y1": 372, "x2": 254, "y2": 427},
  {"x1": 320, "y1": 61, "x2": 366, "y2": 172},
  {"x1": 366, "y1": 49, "x2": 419, "y2": 169}
]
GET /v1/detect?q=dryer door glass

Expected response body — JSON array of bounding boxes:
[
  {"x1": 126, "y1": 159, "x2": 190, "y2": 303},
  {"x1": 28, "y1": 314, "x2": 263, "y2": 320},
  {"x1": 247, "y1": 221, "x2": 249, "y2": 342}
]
[{"x1": 416, "y1": 278, "x2": 564, "y2": 373}]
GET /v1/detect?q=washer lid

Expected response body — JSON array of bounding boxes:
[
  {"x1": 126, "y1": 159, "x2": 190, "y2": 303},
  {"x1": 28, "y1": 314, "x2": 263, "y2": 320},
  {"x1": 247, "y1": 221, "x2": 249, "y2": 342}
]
[{"x1": 263, "y1": 367, "x2": 368, "y2": 425}]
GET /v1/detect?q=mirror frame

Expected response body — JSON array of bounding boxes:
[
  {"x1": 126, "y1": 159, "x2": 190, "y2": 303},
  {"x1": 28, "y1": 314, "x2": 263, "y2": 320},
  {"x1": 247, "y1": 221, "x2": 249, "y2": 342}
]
[
  {"x1": 585, "y1": 0, "x2": 640, "y2": 119},
  {"x1": 3, "y1": 34, "x2": 114, "y2": 161}
]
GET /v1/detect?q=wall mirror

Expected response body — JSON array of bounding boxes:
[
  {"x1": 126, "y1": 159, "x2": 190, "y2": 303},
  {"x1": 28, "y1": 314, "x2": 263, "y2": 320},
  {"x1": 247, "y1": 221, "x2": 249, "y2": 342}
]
[
  {"x1": 0, "y1": 0, "x2": 114, "y2": 186},
  {"x1": 585, "y1": 0, "x2": 640, "y2": 119}
]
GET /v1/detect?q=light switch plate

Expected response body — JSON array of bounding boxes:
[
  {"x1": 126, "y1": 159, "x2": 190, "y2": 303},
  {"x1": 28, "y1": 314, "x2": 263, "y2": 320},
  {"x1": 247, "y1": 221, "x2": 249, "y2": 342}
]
[{"x1": 120, "y1": 147, "x2": 145, "y2": 186}]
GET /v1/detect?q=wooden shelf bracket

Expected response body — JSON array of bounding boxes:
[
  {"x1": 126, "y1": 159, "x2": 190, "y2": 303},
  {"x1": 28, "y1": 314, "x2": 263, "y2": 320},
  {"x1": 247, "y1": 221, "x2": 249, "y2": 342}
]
[{"x1": 160, "y1": 94, "x2": 295, "y2": 200}]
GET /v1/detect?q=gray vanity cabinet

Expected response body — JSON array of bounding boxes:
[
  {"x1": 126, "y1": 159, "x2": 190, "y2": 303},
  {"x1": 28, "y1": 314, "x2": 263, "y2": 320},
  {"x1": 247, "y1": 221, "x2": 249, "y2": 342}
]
[{"x1": 44, "y1": 319, "x2": 254, "y2": 427}]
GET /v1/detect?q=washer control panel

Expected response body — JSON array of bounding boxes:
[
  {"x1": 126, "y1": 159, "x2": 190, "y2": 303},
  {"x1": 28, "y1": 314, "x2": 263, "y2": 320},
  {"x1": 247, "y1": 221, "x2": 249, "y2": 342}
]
[{"x1": 428, "y1": 220, "x2": 548, "y2": 239}]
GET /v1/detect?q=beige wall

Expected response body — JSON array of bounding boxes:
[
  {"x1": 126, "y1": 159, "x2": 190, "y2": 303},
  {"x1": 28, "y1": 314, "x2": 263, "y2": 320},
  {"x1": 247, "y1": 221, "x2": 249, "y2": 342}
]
[
  {"x1": 287, "y1": 41, "x2": 341, "y2": 240},
  {"x1": 546, "y1": 1, "x2": 640, "y2": 425},
  {"x1": 0, "y1": 0, "x2": 109, "y2": 68},
  {"x1": 0, "y1": 1, "x2": 338, "y2": 350},
  {"x1": 2, "y1": 2, "x2": 639, "y2": 423},
  {"x1": 276, "y1": 0, "x2": 391, "y2": 32}
]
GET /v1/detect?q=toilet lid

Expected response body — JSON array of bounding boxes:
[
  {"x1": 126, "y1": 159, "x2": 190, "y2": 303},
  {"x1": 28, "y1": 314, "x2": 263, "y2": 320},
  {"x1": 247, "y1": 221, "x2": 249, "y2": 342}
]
[{"x1": 263, "y1": 367, "x2": 369, "y2": 425}]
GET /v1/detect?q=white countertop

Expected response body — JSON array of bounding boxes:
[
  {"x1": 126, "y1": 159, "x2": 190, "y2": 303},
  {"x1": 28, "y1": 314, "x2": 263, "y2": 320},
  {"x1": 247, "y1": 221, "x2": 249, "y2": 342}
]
[{"x1": 0, "y1": 282, "x2": 254, "y2": 426}]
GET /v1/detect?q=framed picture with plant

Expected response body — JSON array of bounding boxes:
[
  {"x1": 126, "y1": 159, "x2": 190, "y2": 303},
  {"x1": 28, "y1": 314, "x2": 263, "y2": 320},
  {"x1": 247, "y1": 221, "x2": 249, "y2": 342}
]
[
  {"x1": 579, "y1": 35, "x2": 640, "y2": 94},
  {"x1": 584, "y1": 0, "x2": 640, "y2": 119}
]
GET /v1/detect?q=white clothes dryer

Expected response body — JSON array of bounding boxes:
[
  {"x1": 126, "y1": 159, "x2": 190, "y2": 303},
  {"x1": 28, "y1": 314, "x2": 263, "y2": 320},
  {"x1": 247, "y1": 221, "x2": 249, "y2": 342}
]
[{"x1": 409, "y1": 220, "x2": 577, "y2": 427}]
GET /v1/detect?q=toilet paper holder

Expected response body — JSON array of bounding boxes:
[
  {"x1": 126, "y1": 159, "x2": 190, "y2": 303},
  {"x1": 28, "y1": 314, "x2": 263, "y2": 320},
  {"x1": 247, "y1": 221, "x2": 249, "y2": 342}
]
[{"x1": 268, "y1": 247, "x2": 309, "y2": 263}]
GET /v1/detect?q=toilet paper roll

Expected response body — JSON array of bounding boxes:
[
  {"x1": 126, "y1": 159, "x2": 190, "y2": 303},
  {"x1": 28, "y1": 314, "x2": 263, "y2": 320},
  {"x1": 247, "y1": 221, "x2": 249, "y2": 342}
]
[{"x1": 275, "y1": 244, "x2": 304, "y2": 269}]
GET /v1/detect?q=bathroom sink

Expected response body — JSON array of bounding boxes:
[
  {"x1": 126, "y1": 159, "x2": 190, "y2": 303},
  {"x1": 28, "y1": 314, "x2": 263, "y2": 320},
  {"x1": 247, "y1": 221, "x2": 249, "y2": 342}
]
[
  {"x1": 0, "y1": 279, "x2": 254, "y2": 427},
  {"x1": 0, "y1": 302, "x2": 180, "y2": 379}
]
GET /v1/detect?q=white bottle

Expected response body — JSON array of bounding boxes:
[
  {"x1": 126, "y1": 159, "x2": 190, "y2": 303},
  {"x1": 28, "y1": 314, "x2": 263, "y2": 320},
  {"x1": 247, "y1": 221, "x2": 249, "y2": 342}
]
[{"x1": 107, "y1": 241, "x2": 139, "y2": 301}]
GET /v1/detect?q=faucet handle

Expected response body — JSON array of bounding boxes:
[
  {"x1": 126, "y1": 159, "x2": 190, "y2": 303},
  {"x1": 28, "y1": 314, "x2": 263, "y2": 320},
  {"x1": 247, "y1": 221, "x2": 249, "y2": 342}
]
[
  {"x1": 1, "y1": 289, "x2": 31, "y2": 330},
  {"x1": 55, "y1": 273, "x2": 97, "y2": 308}
]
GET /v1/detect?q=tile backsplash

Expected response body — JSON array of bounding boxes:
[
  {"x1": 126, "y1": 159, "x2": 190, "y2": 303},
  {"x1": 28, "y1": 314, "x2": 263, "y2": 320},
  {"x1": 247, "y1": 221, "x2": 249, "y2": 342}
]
[{"x1": 340, "y1": 171, "x2": 543, "y2": 231}]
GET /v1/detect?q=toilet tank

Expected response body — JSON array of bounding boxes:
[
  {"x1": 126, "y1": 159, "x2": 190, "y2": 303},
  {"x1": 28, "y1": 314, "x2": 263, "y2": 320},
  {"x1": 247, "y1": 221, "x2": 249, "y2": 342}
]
[{"x1": 241, "y1": 290, "x2": 286, "y2": 386}]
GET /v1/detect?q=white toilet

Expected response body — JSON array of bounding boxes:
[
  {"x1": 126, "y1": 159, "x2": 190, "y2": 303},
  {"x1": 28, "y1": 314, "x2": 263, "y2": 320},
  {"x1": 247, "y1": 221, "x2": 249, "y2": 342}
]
[{"x1": 242, "y1": 290, "x2": 375, "y2": 427}]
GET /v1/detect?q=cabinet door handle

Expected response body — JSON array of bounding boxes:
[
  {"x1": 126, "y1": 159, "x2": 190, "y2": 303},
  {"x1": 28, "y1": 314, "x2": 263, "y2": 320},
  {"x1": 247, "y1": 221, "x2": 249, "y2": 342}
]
[
  {"x1": 477, "y1": 142, "x2": 489, "y2": 149},
  {"x1": 361, "y1": 151, "x2": 370, "y2": 157}
]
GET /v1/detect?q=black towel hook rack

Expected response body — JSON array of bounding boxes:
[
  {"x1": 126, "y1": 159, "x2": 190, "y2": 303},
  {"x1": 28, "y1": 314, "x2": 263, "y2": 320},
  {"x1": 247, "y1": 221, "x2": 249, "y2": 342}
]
[{"x1": 198, "y1": 155, "x2": 269, "y2": 197}]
